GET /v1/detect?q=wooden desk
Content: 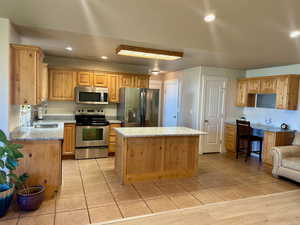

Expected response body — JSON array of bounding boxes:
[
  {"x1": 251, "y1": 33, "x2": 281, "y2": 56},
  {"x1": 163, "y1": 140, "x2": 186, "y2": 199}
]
[{"x1": 224, "y1": 122, "x2": 295, "y2": 165}]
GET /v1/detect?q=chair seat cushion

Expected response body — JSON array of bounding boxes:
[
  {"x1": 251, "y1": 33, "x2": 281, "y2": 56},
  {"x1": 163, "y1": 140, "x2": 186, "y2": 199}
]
[{"x1": 282, "y1": 157, "x2": 300, "y2": 172}]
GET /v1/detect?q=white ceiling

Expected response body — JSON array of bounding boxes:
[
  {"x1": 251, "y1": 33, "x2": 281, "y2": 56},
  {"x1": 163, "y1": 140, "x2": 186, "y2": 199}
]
[{"x1": 1, "y1": 0, "x2": 300, "y2": 71}]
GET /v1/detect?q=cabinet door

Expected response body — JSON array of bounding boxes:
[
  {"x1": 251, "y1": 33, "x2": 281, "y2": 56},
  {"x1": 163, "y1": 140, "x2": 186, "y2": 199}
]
[
  {"x1": 236, "y1": 80, "x2": 248, "y2": 107},
  {"x1": 263, "y1": 131, "x2": 276, "y2": 165},
  {"x1": 109, "y1": 123, "x2": 121, "y2": 153},
  {"x1": 108, "y1": 74, "x2": 120, "y2": 103},
  {"x1": 260, "y1": 78, "x2": 277, "y2": 93},
  {"x1": 276, "y1": 77, "x2": 289, "y2": 109},
  {"x1": 135, "y1": 75, "x2": 149, "y2": 88},
  {"x1": 94, "y1": 72, "x2": 108, "y2": 87},
  {"x1": 11, "y1": 46, "x2": 37, "y2": 105},
  {"x1": 120, "y1": 74, "x2": 134, "y2": 87},
  {"x1": 224, "y1": 124, "x2": 236, "y2": 153},
  {"x1": 77, "y1": 71, "x2": 93, "y2": 86},
  {"x1": 247, "y1": 79, "x2": 260, "y2": 93},
  {"x1": 62, "y1": 124, "x2": 75, "y2": 156},
  {"x1": 49, "y1": 70, "x2": 77, "y2": 101},
  {"x1": 37, "y1": 62, "x2": 48, "y2": 104}
]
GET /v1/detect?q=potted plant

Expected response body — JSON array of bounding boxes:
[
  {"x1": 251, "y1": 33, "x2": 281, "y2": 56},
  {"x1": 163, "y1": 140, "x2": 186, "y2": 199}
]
[
  {"x1": 16, "y1": 184, "x2": 45, "y2": 211},
  {"x1": 0, "y1": 130, "x2": 27, "y2": 217}
]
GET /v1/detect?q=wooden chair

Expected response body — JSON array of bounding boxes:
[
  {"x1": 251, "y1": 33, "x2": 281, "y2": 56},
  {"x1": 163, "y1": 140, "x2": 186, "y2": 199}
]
[{"x1": 236, "y1": 120, "x2": 263, "y2": 162}]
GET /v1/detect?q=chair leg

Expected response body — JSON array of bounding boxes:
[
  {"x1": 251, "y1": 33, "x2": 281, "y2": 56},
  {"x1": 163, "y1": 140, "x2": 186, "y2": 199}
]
[
  {"x1": 236, "y1": 140, "x2": 239, "y2": 159},
  {"x1": 259, "y1": 140, "x2": 263, "y2": 162},
  {"x1": 245, "y1": 141, "x2": 251, "y2": 162}
]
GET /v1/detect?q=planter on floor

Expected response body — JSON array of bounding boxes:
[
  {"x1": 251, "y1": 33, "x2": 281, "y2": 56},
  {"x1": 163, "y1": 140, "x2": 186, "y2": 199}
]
[
  {"x1": 0, "y1": 185, "x2": 14, "y2": 217},
  {"x1": 17, "y1": 185, "x2": 45, "y2": 211}
]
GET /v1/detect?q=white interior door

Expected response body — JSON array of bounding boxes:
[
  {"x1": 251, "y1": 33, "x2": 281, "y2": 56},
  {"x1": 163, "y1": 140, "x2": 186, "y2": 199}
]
[
  {"x1": 163, "y1": 80, "x2": 179, "y2": 127},
  {"x1": 203, "y1": 77, "x2": 226, "y2": 153}
]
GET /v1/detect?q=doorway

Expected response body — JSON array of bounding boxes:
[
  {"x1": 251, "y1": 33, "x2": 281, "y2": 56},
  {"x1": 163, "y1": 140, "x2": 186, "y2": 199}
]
[
  {"x1": 202, "y1": 76, "x2": 227, "y2": 153},
  {"x1": 163, "y1": 79, "x2": 179, "y2": 127}
]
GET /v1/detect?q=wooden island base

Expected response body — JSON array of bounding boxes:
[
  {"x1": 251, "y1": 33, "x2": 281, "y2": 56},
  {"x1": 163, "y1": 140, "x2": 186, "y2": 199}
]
[{"x1": 115, "y1": 134, "x2": 199, "y2": 184}]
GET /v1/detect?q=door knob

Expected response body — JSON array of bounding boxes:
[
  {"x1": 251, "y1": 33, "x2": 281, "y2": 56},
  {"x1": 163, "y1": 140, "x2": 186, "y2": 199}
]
[{"x1": 204, "y1": 120, "x2": 208, "y2": 123}]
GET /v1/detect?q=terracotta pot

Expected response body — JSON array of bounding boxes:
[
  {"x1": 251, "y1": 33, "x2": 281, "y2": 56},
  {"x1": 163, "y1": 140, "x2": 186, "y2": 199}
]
[
  {"x1": 17, "y1": 185, "x2": 45, "y2": 211},
  {"x1": 0, "y1": 186, "x2": 14, "y2": 217}
]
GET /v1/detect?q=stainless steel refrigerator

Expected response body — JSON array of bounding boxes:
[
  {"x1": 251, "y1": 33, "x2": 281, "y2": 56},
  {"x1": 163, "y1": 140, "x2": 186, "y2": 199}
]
[{"x1": 117, "y1": 88, "x2": 160, "y2": 127}]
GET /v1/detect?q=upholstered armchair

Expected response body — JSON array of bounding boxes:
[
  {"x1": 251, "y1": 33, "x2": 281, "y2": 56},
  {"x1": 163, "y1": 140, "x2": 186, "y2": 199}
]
[{"x1": 272, "y1": 133, "x2": 300, "y2": 183}]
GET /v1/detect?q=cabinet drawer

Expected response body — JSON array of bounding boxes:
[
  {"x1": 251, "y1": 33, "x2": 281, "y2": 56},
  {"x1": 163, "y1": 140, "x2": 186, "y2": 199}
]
[
  {"x1": 109, "y1": 136, "x2": 117, "y2": 143},
  {"x1": 109, "y1": 143, "x2": 116, "y2": 153},
  {"x1": 109, "y1": 124, "x2": 121, "y2": 136}
]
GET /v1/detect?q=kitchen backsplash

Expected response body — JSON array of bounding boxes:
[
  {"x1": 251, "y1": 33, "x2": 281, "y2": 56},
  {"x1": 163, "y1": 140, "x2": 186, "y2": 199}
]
[{"x1": 45, "y1": 101, "x2": 118, "y2": 117}]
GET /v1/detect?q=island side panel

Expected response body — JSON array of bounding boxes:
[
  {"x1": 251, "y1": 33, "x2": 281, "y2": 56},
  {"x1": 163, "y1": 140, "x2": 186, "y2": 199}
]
[
  {"x1": 125, "y1": 137, "x2": 164, "y2": 183},
  {"x1": 14, "y1": 140, "x2": 62, "y2": 199},
  {"x1": 122, "y1": 135, "x2": 199, "y2": 183},
  {"x1": 164, "y1": 136, "x2": 199, "y2": 178},
  {"x1": 115, "y1": 133, "x2": 127, "y2": 184}
]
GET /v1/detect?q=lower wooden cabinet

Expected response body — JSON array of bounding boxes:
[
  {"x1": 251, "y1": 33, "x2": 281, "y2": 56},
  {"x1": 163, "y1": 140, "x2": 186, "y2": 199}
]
[
  {"x1": 224, "y1": 124, "x2": 236, "y2": 153},
  {"x1": 14, "y1": 140, "x2": 62, "y2": 199},
  {"x1": 263, "y1": 131, "x2": 294, "y2": 165},
  {"x1": 109, "y1": 123, "x2": 121, "y2": 153},
  {"x1": 62, "y1": 123, "x2": 75, "y2": 156}
]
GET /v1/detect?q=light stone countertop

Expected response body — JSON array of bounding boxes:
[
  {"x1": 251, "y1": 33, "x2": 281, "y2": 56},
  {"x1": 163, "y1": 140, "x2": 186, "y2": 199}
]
[
  {"x1": 225, "y1": 121, "x2": 295, "y2": 133},
  {"x1": 114, "y1": 127, "x2": 207, "y2": 138},
  {"x1": 10, "y1": 122, "x2": 64, "y2": 141}
]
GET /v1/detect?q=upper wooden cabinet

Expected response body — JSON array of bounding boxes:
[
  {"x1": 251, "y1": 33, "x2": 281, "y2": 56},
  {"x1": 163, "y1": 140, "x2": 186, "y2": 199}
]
[
  {"x1": 77, "y1": 71, "x2": 93, "y2": 86},
  {"x1": 236, "y1": 80, "x2": 248, "y2": 107},
  {"x1": 260, "y1": 78, "x2": 277, "y2": 94},
  {"x1": 108, "y1": 74, "x2": 120, "y2": 103},
  {"x1": 48, "y1": 69, "x2": 77, "y2": 101},
  {"x1": 10, "y1": 44, "x2": 45, "y2": 105},
  {"x1": 133, "y1": 75, "x2": 150, "y2": 88},
  {"x1": 38, "y1": 63, "x2": 48, "y2": 103},
  {"x1": 120, "y1": 74, "x2": 134, "y2": 88},
  {"x1": 237, "y1": 75, "x2": 300, "y2": 110},
  {"x1": 247, "y1": 79, "x2": 260, "y2": 93},
  {"x1": 94, "y1": 72, "x2": 108, "y2": 87},
  {"x1": 276, "y1": 76, "x2": 299, "y2": 110}
]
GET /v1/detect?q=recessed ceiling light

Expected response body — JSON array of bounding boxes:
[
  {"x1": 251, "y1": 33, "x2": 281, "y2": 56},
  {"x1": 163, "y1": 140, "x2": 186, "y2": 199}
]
[
  {"x1": 101, "y1": 56, "x2": 108, "y2": 60},
  {"x1": 290, "y1": 31, "x2": 300, "y2": 38},
  {"x1": 65, "y1": 46, "x2": 73, "y2": 51},
  {"x1": 204, "y1": 14, "x2": 216, "y2": 23},
  {"x1": 151, "y1": 69, "x2": 160, "y2": 75}
]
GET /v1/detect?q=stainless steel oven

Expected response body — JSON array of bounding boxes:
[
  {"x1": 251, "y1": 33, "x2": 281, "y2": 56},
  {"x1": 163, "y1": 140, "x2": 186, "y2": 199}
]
[
  {"x1": 75, "y1": 108, "x2": 109, "y2": 159},
  {"x1": 76, "y1": 125, "x2": 109, "y2": 147},
  {"x1": 75, "y1": 86, "x2": 109, "y2": 105}
]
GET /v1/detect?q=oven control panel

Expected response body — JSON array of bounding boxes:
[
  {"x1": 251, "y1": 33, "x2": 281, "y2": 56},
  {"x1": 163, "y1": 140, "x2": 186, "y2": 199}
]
[{"x1": 75, "y1": 108, "x2": 104, "y2": 115}]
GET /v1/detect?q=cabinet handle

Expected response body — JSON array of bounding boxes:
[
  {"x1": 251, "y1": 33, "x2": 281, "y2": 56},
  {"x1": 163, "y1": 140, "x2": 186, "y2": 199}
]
[
  {"x1": 29, "y1": 153, "x2": 32, "y2": 158},
  {"x1": 24, "y1": 99, "x2": 28, "y2": 104}
]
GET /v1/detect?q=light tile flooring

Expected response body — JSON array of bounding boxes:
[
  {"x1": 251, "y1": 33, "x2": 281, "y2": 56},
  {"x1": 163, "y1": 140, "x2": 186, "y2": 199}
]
[{"x1": 1, "y1": 154, "x2": 299, "y2": 225}]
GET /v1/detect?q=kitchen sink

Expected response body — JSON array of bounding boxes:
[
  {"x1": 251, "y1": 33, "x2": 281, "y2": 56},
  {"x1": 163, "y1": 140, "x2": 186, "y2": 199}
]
[{"x1": 34, "y1": 124, "x2": 59, "y2": 129}]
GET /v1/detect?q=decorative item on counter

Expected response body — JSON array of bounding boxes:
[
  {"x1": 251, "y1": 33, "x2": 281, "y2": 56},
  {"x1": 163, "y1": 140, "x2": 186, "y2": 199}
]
[
  {"x1": 280, "y1": 123, "x2": 289, "y2": 130},
  {"x1": 0, "y1": 130, "x2": 27, "y2": 217}
]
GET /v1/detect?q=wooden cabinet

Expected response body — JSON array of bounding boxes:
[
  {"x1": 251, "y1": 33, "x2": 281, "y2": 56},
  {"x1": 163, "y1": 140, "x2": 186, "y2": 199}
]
[
  {"x1": 236, "y1": 75, "x2": 300, "y2": 110},
  {"x1": 10, "y1": 44, "x2": 45, "y2": 105},
  {"x1": 236, "y1": 80, "x2": 248, "y2": 107},
  {"x1": 108, "y1": 74, "x2": 120, "y2": 103},
  {"x1": 94, "y1": 72, "x2": 108, "y2": 87},
  {"x1": 224, "y1": 124, "x2": 236, "y2": 153},
  {"x1": 120, "y1": 74, "x2": 134, "y2": 87},
  {"x1": 276, "y1": 76, "x2": 299, "y2": 110},
  {"x1": 109, "y1": 123, "x2": 121, "y2": 153},
  {"x1": 77, "y1": 71, "x2": 93, "y2": 86},
  {"x1": 14, "y1": 140, "x2": 62, "y2": 199},
  {"x1": 260, "y1": 78, "x2": 277, "y2": 94},
  {"x1": 48, "y1": 69, "x2": 77, "y2": 101},
  {"x1": 38, "y1": 63, "x2": 48, "y2": 103},
  {"x1": 263, "y1": 131, "x2": 295, "y2": 165},
  {"x1": 247, "y1": 79, "x2": 260, "y2": 93},
  {"x1": 62, "y1": 124, "x2": 75, "y2": 156},
  {"x1": 133, "y1": 75, "x2": 150, "y2": 88}
]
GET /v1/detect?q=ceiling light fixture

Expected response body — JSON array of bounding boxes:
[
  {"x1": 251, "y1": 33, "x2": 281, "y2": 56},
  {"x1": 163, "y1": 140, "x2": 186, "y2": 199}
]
[
  {"x1": 65, "y1": 46, "x2": 73, "y2": 51},
  {"x1": 151, "y1": 69, "x2": 160, "y2": 75},
  {"x1": 116, "y1": 45, "x2": 183, "y2": 61},
  {"x1": 101, "y1": 56, "x2": 108, "y2": 60},
  {"x1": 290, "y1": 31, "x2": 300, "y2": 38},
  {"x1": 204, "y1": 14, "x2": 216, "y2": 23}
]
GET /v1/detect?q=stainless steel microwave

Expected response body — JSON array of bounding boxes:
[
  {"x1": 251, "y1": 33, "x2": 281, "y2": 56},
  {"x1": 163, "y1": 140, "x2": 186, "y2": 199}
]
[{"x1": 75, "y1": 86, "x2": 109, "y2": 105}]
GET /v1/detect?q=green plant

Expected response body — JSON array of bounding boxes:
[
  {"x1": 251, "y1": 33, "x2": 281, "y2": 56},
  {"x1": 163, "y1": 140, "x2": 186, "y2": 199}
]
[{"x1": 0, "y1": 130, "x2": 28, "y2": 192}]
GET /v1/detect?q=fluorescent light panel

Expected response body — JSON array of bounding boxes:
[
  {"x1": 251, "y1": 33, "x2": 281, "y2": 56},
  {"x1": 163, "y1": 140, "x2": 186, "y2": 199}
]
[{"x1": 116, "y1": 45, "x2": 183, "y2": 61}]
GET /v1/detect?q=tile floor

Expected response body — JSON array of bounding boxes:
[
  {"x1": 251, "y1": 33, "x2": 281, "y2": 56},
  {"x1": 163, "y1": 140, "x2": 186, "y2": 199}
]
[{"x1": 1, "y1": 154, "x2": 299, "y2": 225}]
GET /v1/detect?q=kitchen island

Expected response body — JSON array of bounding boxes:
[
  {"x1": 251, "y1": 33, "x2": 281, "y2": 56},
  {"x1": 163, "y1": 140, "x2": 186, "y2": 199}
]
[{"x1": 114, "y1": 127, "x2": 207, "y2": 184}]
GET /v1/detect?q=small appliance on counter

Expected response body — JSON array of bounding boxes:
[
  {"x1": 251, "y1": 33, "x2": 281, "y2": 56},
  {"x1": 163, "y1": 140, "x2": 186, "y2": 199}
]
[
  {"x1": 75, "y1": 107, "x2": 109, "y2": 159},
  {"x1": 280, "y1": 123, "x2": 289, "y2": 130}
]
